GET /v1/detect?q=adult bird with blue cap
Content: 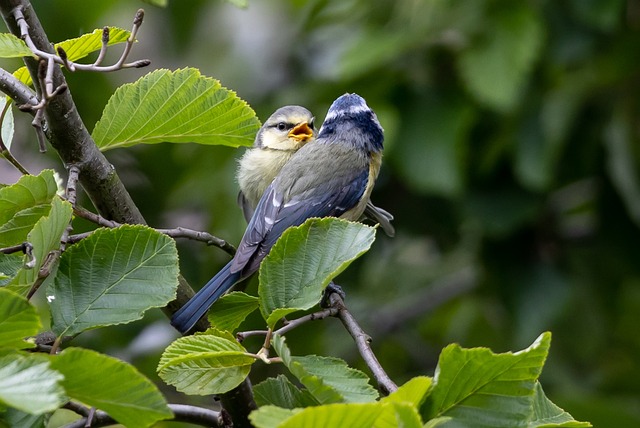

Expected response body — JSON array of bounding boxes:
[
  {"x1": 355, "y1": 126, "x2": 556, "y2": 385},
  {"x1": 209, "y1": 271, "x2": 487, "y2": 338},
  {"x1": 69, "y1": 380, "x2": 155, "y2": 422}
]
[
  {"x1": 171, "y1": 93, "x2": 385, "y2": 334},
  {"x1": 237, "y1": 105, "x2": 394, "y2": 235}
]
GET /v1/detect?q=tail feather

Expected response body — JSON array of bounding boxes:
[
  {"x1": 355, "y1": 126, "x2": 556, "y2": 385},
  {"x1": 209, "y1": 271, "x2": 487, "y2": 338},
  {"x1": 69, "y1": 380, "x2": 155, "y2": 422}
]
[{"x1": 171, "y1": 262, "x2": 241, "y2": 334}]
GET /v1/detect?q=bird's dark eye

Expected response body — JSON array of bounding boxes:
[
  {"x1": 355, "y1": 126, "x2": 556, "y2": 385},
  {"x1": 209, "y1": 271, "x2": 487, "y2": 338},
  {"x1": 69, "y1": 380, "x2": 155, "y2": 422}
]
[
  {"x1": 276, "y1": 122, "x2": 288, "y2": 131},
  {"x1": 309, "y1": 118, "x2": 315, "y2": 129}
]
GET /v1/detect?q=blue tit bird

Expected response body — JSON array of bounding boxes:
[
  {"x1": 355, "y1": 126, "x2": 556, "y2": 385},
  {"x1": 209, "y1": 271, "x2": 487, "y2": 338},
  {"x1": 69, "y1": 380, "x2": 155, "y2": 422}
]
[
  {"x1": 171, "y1": 93, "x2": 385, "y2": 334},
  {"x1": 237, "y1": 105, "x2": 315, "y2": 222},
  {"x1": 237, "y1": 106, "x2": 395, "y2": 236}
]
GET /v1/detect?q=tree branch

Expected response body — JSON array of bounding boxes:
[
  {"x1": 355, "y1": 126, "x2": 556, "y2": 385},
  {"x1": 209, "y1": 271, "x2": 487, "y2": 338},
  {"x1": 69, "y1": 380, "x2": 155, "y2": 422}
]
[
  {"x1": 329, "y1": 292, "x2": 398, "y2": 395},
  {"x1": 0, "y1": 67, "x2": 37, "y2": 106},
  {"x1": 70, "y1": 205, "x2": 236, "y2": 255},
  {"x1": 63, "y1": 403, "x2": 221, "y2": 428},
  {"x1": 0, "y1": 0, "x2": 203, "y2": 326}
]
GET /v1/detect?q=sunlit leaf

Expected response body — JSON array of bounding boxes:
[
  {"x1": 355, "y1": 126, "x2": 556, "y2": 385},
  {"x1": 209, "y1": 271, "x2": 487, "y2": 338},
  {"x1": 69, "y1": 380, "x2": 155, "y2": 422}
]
[
  {"x1": 252, "y1": 403, "x2": 383, "y2": 428},
  {"x1": 48, "y1": 225, "x2": 179, "y2": 336},
  {"x1": 0, "y1": 353, "x2": 65, "y2": 414},
  {"x1": 249, "y1": 405, "x2": 300, "y2": 428},
  {"x1": 51, "y1": 348, "x2": 172, "y2": 427},
  {"x1": 226, "y1": 0, "x2": 248, "y2": 8},
  {"x1": 382, "y1": 376, "x2": 432, "y2": 408},
  {"x1": 157, "y1": 331, "x2": 254, "y2": 395},
  {"x1": 422, "y1": 332, "x2": 551, "y2": 426},
  {"x1": 208, "y1": 291, "x2": 259, "y2": 333},
  {"x1": 259, "y1": 218, "x2": 376, "y2": 328},
  {"x1": 13, "y1": 27, "x2": 132, "y2": 86},
  {"x1": 0, "y1": 33, "x2": 34, "y2": 58},
  {"x1": 92, "y1": 68, "x2": 260, "y2": 150},
  {"x1": 375, "y1": 402, "x2": 423, "y2": 428},
  {"x1": 57, "y1": 27, "x2": 131, "y2": 63},
  {"x1": 0, "y1": 289, "x2": 40, "y2": 349}
]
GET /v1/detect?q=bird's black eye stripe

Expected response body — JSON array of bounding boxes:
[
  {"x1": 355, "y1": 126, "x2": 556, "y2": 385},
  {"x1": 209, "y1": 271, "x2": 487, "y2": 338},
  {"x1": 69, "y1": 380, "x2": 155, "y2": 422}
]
[
  {"x1": 274, "y1": 122, "x2": 291, "y2": 131},
  {"x1": 309, "y1": 117, "x2": 315, "y2": 129}
]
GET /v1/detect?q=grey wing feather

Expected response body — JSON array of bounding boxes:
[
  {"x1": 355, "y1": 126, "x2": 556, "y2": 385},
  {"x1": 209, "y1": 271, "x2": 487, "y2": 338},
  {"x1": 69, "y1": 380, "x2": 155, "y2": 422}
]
[
  {"x1": 363, "y1": 201, "x2": 395, "y2": 237},
  {"x1": 237, "y1": 191, "x2": 255, "y2": 223}
]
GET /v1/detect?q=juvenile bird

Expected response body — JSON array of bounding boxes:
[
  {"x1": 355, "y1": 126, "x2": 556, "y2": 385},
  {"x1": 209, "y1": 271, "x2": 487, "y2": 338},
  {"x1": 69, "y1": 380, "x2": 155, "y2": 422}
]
[
  {"x1": 237, "y1": 105, "x2": 395, "y2": 235},
  {"x1": 171, "y1": 93, "x2": 385, "y2": 334},
  {"x1": 237, "y1": 105, "x2": 315, "y2": 222}
]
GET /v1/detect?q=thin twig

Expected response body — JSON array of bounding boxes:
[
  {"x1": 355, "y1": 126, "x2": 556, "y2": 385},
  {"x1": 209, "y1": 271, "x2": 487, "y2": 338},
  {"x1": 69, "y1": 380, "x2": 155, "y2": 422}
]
[
  {"x1": 156, "y1": 227, "x2": 236, "y2": 256},
  {"x1": 62, "y1": 403, "x2": 221, "y2": 428},
  {"x1": 329, "y1": 292, "x2": 398, "y2": 395},
  {"x1": 70, "y1": 206, "x2": 236, "y2": 255},
  {"x1": 27, "y1": 249, "x2": 59, "y2": 299},
  {"x1": 60, "y1": 165, "x2": 80, "y2": 250},
  {"x1": 14, "y1": 7, "x2": 150, "y2": 74}
]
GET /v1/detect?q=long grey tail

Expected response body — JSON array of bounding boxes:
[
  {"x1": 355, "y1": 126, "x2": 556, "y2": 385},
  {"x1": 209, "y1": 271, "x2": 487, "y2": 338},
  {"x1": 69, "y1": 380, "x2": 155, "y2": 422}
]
[{"x1": 170, "y1": 262, "x2": 241, "y2": 334}]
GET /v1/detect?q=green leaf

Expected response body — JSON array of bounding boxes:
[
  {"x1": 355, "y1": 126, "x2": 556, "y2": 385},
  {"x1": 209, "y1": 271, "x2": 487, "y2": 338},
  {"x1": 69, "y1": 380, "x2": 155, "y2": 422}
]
[
  {"x1": 0, "y1": 97, "x2": 14, "y2": 152},
  {"x1": 92, "y1": 68, "x2": 260, "y2": 150},
  {"x1": 226, "y1": 0, "x2": 249, "y2": 8},
  {"x1": 529, "y1": 383, "x2": 591, "y2": 427},
  {"x1": 13, "y1": 27, "x2": 132, "y2": 86},
  {"x1": 48, "y1": 225, "x2": 179, "y2": 337},
  {"x1": 375, "y1": 402, "x2": 423, "y2": 428},
  {"x1": 273, "y1": 334, "x2": 379, "y2": 404},
  {"x1": 382, "y1": 376, "x2": 432, "y2": 408},
  {"x1": 0, "y1": 170, "x2": 58, "y2": 226},
  {"x1": 252, "y1": 403, "x2": 384, "y2": 428},
  {"x1": 0, "y1": 33, "x2": 34, "y2": 58},
  {"x1": 249, "y1": 405, "x2": 300, "y2": 428},
  {"x1": 456, "y1": 5, "x2": 543, "y2": 111},
  {"x1": 50, "y1": 348, "x2": 172, "y2": 427},
  {"x1": 423, "y1": 417, "x2": 453, "y2": 428},
  {"x1": 0, "y1": 289, "x2": 40, "y2": 349},
  {"x1": 157, "y1": 331, "x2": 254, "y2": 395},
  {"x1": 59, "y1": 27, "x2": 131, "y2": 62},
  {"x1": 253, "y1": 375, "x2": 320, "y2": 409},
  {"x1": 0, "y1": 254, "x2": 22, "y2": 286},
  {"x1": 423, "y1": 332, "x2": 552, "y2": 426},
  {"x1": 0, "y1": 408, "x2": 45, "y2": 428},
  {"x1": 6, "y1": 197, "x2": 72, "y2": 296},
  {"x1": 208, "y1": 291, "x2": 259, "y2": 332},
  {"x1": 0, "y1": 353, "x2": 65, "y2": 414},
  {"x1": 259, "y1": 218, "x2": 376, "y2": 328},
  {"x1": 0, "y1": 205, "x2": 51, "y2": 248}
]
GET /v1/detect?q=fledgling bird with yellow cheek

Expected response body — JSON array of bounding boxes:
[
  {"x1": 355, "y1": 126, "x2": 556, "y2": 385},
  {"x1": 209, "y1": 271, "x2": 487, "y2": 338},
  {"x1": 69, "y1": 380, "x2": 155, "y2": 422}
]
[
  {"x1": 237, "y1": 106, "x2": 315, "y2": 222},
  {"x1": 237, "y1": 105, "x2": 395, "y2": 236},
  {"x1": 172, "y1": 94, "x2": 386, "y2": 334}
]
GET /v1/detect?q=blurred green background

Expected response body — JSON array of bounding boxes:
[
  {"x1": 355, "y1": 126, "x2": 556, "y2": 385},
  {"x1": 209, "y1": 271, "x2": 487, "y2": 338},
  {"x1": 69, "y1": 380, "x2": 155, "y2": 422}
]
[{"x1": 2, "y1": 0, "x2": 640, "y2": 426}]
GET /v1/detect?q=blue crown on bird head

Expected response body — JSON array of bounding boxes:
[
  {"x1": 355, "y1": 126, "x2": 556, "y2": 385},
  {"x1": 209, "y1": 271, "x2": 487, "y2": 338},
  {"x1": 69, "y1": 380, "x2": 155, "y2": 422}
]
[{"x1": 318, "y1": 93, "x2": 384, "y2": 152}]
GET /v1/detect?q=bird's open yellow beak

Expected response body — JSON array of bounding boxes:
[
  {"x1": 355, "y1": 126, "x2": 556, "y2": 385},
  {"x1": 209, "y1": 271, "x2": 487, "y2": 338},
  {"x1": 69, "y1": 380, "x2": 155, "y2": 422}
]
[{"x1": 288, "y1": 122, "x2": 314, "y2": 142}]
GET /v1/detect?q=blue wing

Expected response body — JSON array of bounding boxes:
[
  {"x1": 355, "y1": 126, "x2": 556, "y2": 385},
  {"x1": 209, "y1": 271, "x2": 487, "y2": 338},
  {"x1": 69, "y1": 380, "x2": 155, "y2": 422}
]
[{"x1": 230, "y1": 160, "x2": 369, "y2": 276}]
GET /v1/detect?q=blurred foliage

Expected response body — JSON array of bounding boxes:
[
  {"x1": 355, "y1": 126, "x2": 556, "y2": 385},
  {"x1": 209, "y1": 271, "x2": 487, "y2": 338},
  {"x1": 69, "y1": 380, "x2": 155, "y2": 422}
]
[{"x1": 3, "y1": 0, "x2": 640, "y2": 426}]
